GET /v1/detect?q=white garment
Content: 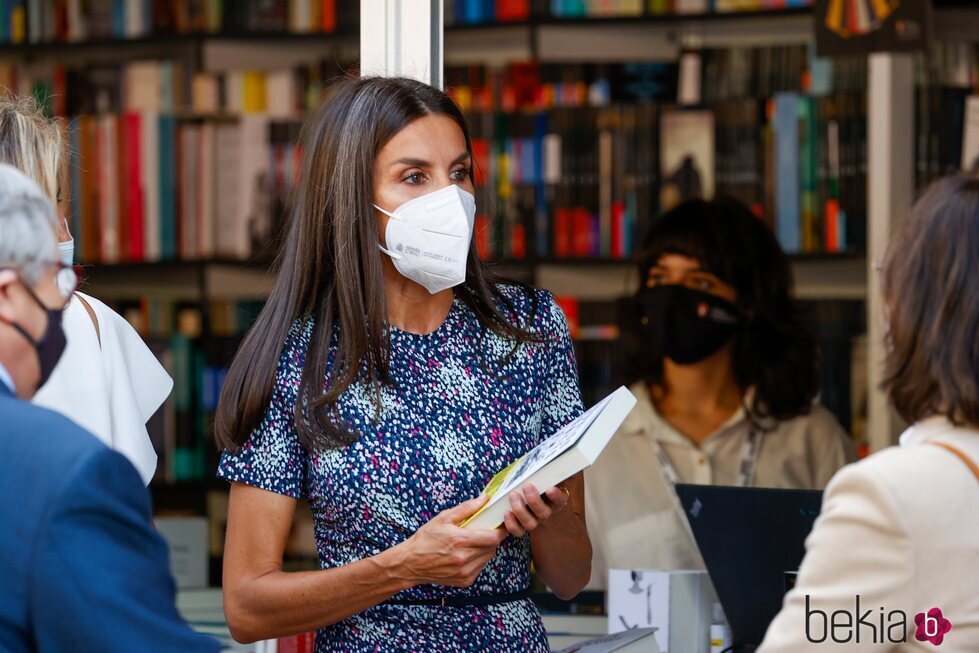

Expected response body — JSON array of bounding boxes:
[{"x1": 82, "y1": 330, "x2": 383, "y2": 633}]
[
  {"x1": 585, "y1": 381, "x2": 856, "y2": 588},
  {"x1": 0, "y1": 360, "x2": 14, "y2": 394},
  {"x1": 759, "y1": 417, "x2": 979, "y2": 652},
  {"x1": 32, "y1": 291, "x2": 173, "y2": 484}
]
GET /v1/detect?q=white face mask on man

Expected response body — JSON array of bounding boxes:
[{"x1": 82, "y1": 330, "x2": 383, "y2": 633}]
[{"x1": 374, "y1": 185, "x2": 477, "y2": 295}]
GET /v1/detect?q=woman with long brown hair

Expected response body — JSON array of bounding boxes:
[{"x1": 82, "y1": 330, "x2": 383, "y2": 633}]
[
  {"x1": 760, "y1": 173, "x2": 979, "y2": 651},
  {"x1": 214, "y1": 77, "x2": 591, "y2": 651}
]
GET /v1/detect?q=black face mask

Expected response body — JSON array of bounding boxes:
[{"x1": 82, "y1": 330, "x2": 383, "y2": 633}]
[
  {"x1": 636, "y1": 284, "x2": 743, "y2": 366},
  {"x1": 8, "y1": 281, "x2": 67, "y2": 391}
]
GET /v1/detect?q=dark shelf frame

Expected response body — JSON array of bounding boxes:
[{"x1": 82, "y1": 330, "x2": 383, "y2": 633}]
[
  {"x1": 79, "y1": 251, "x2": 865, "y2": 277},
  {"x1": 0, "y1": 7, "x2": 820, "y2": 55},
  {"x1": 0, "y1": 29, "x2": 358, "y2": 55}
]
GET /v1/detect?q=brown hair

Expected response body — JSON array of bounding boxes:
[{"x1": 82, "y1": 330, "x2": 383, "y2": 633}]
[
  {"x1": 214, "y1": 77, "x2": 542, "y2": 452},
  {"x1": 882, "y1": 173, "x2": 979, "y2": 427}
]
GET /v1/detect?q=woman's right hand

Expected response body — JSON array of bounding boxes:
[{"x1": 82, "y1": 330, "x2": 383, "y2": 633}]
[{"x1": 393, "y1": 494, "x2": 507, "y2": 588}]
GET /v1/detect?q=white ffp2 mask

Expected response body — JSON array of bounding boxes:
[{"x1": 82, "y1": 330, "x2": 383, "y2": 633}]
[
  {"x1": 375, "y1": 185, "x2": 476, "y2": 294},
  {"x1": 58, "y1": 238, "x2": 74, "y2": 266}
]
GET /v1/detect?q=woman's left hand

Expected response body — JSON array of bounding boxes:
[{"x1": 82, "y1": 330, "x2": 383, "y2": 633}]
[{"x1": 502, "y1": 484, "x2": 571, "y2": 537}]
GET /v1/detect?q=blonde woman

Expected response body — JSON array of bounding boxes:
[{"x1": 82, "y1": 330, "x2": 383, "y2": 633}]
[{"x1": 0, "y1": 97, "x2": 171, "y2": 484}]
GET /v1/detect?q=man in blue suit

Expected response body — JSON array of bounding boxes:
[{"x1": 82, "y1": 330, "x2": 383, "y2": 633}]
[{"x1": 0, "y1": 164, "x2": 219, "y2": 652}]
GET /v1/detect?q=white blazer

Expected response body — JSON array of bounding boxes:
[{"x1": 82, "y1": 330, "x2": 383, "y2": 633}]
[
  {"x1": 760, "y1": 416, "x2": 979, "y2": 652},
  {"x1": 33, "y1": 291, "x2": 173, "y2": 484}
]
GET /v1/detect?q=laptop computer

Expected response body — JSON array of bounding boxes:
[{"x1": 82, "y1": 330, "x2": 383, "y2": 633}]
[{"x1": 673, "y1": 484, "x2": 822, "y2": 652}]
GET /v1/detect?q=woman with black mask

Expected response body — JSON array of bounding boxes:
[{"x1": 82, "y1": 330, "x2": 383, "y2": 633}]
[{"x1": 585, "y1": 196, "x2": 856, "y2": 585}]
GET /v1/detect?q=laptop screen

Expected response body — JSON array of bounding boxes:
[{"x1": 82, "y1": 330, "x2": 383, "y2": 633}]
[{"x1": 674, "y1": 484, "x2": 822, "y2": 650}]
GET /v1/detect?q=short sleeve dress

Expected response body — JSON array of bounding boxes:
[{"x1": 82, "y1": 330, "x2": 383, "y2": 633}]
[{"x1": 217, "y1": 285, "x2": 584, "y2": 653}]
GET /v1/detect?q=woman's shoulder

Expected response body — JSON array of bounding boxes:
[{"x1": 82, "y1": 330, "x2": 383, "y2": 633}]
[
  {"x1": 490, "y1": 283, "x2": 565, "y2": 334},
  {"x1": 859, "y1": 423, "x2": 979, "y2": 487},
  {"x1": 71, "y1": 292, "x2": 173, "y2": 414},
  {"x1": 824, "y1": 426, "x2": 978, "y2": 528},
  {"x1": 272, "y1": 317, "x2": 317, "y2": 379}
]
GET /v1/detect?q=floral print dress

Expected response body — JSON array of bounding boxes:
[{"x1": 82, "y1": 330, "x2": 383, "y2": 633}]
[{"x1": 217, "y1": 285, "x2": 584, "y2": 652}]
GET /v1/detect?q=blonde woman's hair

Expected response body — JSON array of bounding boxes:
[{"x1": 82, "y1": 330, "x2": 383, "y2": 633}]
[{"x1": 0, "y1": 95, "x2": 66, "y2": 207}]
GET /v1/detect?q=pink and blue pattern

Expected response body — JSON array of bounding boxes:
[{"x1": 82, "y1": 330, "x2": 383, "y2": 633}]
[{"x1": 217, "y1": 285, "x2": 584, "y2": 652}]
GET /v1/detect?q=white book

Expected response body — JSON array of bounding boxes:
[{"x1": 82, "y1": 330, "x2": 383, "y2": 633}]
[
  {"x1": 266, "y1": 70, "x2": 297, "y2": 119},
  {"x1": 125, "y1": 61, "x2": 162, "y2": 113},
  {"x1": 67, "y1": 0, "x2": 86, "y2": 41},
  {"x1": 214, "y1": 116, "x2": 270, "y2": 260},
  {"x1": 554, "y1": 627, "x2": 661, "y2": 653},
  {"x1": 961, "y1": 95, "x2": 979, "y2": 171},
  {"x1": 225, "y1": 71, "x2": 245, "y2": 115},
  {"x1": 125, "y1": 0, "x2": 143, "y2": 38},
  {"x1": 237, "y1": 116, "x2": 271, "y2": 259},
  {"x1": 155, "y1": 517, "x2": 208, "y2": 589},
  {"x1": 192, "y1": 73, "x2": 222, "y2": 115},
  {"x1": 290, "y1": 0, "x2": 312, "y2": 32},
  {"x1": 462, "y1": 386, "x2": 636, "y2": 530}
]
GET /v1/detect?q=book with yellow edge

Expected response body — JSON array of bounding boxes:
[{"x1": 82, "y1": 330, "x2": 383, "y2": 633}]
[{"x1": 462, "y1": 385, "x2": 637, "y2": 530}]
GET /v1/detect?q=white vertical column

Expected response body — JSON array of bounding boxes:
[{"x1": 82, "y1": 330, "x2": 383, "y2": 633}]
[
  {"x1": 360, "y1": 0, "x2": 444, "y2": 89},
  {"x1": 866, "y1": 52, "x2": 914, "y2": 452}
]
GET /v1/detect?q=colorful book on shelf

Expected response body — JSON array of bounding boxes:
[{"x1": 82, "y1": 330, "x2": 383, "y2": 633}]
[
  {"x1": 774, "y1": 92, "x2": 802, "y2": 253},
  {"x1": 124, "y1": 112, "x2": 145, "y2": 262},
  {"x1": 159, "y1": 115, "x2": 178, "y2": 260},
  {"x1": 142, "y1": 112, "x2": 161, "y2": 262},
  {"x1": 461, "y1": 385, "x2": 636, "y2": 530},
  {"x1": 659, "y1": 109, "x2": 715, "y2": 213},
  {"x1": 277, "y1": 632, "x2": 316, "y2": 653}
]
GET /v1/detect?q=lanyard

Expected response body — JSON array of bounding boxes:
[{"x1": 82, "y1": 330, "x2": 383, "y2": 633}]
[{"x1": 652, "y1": 423, "x2": 762, "y2": 543}]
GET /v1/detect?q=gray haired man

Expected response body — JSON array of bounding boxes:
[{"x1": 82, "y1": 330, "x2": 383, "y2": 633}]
[{"x1": 0, "y1": 163, "x2": 220, "y2": 653}]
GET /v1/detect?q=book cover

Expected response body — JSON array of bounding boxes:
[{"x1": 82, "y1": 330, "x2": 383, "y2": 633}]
[
  {"x1": 79, "y1": 116, "x2": 100, "y2": 263},
  {"x1": 659, "y1": 110, "x2": 714, "y2": 214},
  {"x1": 159, "y1": 115, "x2": 177, "y2": 260},
  {"x1": 124, "y1": 112, "x2": 145, "y2": 262},
  {"x1": 462, "y1": 386, "x2": 636, "y2": 530},
  {"x1": 10, "y1": 1, "x2": 25, "y2": 44},
  {"x1": 68, "y1": 118, "x2": 83, "y2": 255},
  {"x1": 125, "y1": 60, "x2": 162, "y2": 113},
  {"x1": 960, "y1": 95, "x2": 979, "y2": 171},
  {"x1": 277, "y1": 632, "x2": 316, "y2": 653},
  {"x1": 98, "y1": 114, "x2": 119, "y2": 263},
  {"x1": 321, "y1": 0, "x2": 336, "y2": 31},
  {"x1": 773, "y1": 93, "x2": 802, "y2": 253}
]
